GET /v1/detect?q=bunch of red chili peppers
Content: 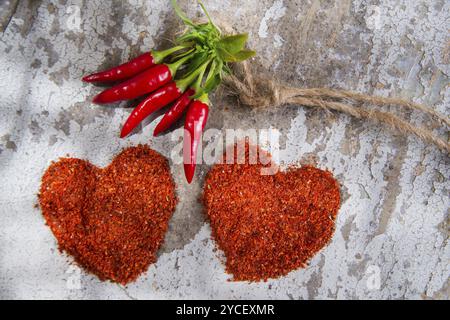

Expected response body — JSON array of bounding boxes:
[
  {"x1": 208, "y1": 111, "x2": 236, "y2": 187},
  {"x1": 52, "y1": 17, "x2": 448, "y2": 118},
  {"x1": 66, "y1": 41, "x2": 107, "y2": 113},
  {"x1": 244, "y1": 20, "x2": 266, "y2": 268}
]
[{"x1": 83, "y1": 1, "x2": 254, "y2": 183}]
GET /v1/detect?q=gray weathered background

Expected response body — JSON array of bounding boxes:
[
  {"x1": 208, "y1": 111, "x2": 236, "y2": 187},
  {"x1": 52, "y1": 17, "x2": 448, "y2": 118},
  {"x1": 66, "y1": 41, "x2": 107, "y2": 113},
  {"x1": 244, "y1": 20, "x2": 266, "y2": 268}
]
[{"x1": 0, "y1": 0, "x2": 448, "y2": 299}]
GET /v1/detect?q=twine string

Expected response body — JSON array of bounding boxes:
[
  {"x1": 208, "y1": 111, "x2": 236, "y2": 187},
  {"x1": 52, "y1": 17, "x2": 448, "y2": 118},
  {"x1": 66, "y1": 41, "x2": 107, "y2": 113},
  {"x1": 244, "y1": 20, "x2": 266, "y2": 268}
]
[{"x1": 223, "y1": 61, "x2": 450, "y2": 153}]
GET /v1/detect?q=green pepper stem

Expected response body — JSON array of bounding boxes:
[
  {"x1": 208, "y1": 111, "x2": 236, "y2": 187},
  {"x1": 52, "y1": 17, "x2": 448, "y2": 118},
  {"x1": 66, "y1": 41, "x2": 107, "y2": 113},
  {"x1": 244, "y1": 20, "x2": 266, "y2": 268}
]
[
  {"x1": 198, "y1": 1, "x2": 221, "y2": 34},
  {"x1": 197, "y1": 92, "x2": 209, "y2": 104},
  {"x1": 205, "y1": 60, "x2": 217, "y2": 83},
  {"x1": 167, "y1": 52, "x2": 196, "y2": 76},
  {"x1": 152, "y1": 45, "x2": 190, "y2": 64},
  {"x1": 170, "y1": 47, "x2": 195, "y2": 62},
  {"x1": 176, "y1": 60, "x2": 210, "y2": 92},
  {"x1": 192, "y1": 64, "x2": 208, "y2": 92}
]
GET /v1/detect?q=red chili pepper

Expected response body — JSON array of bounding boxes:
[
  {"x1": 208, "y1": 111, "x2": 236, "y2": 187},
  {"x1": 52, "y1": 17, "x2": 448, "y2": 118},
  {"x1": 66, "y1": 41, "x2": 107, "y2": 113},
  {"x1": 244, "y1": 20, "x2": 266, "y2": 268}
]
[
  {"x1": 82, "y1": 46, "x2": 187, "y2": 83},
  {"x1": 153, "y1": 88, "x2": 195, "y2": 136},
  {"x1": 83, "y1": 52, "x2": 154, "y2": 83},
  {"x1": 120, "y1": 62, "x2": 208, "y2": 138},
  {"x1": 183, "y1": 96, "x2": 209, "y2": 184},
  {"x1": 93, "y1": 53, "x2": 193, "y2": 104},
  {"x1": 120, "y1": 82, "x2": 182, "y2": 138}
]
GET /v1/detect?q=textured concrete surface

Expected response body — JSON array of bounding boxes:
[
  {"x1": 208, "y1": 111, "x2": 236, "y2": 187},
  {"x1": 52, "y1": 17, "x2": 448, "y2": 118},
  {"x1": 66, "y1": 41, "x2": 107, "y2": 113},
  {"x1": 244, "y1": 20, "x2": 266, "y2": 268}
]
[{"x1": 0, "y1": 0, "x2": 448, "y2": 299}]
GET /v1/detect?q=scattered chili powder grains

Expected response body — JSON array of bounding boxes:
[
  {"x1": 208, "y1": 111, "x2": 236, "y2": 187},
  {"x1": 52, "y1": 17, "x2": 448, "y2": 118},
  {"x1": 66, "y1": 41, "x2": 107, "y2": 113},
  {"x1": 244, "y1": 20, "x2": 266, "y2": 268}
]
[
  {"x1": 203, "y1": 143, "x2": 341, "y2": 281},
  {"x1": 38, "y1": 145, "x2": 177, "y2": 284}
]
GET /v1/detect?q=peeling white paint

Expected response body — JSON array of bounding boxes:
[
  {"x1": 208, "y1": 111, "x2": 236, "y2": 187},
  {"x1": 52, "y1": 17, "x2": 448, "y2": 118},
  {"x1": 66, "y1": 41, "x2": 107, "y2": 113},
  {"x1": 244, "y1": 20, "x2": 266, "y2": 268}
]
[
  {"x1": 258, "y1": 0, "x2": 286, "y2": 38},
  {"x1": 365, "y1": 5, "x2": 382, "y2": 31},
  {"x1": 273, "y1": 33, "x2": 284, "y2": 48}
]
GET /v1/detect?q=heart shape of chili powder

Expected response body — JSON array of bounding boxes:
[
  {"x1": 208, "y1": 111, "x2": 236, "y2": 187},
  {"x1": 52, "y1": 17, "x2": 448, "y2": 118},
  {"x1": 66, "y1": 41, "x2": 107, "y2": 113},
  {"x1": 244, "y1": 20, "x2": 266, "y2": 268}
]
[
  {"x1": 203, "y1": 144, "x2": 340, "y2": 281},
  {"x1": 39, "y1": 145, "x2": 176, "y2": 284}
]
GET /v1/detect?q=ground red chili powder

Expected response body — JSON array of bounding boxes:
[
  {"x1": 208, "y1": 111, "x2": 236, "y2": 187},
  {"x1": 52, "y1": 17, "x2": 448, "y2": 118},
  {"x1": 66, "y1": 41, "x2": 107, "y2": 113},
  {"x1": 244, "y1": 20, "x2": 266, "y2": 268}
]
[
  {"x1": 39, "y1": 145, "x2": 177, "y2": 284},
  {"x1": 203, "y1": 143, "x2": 340, "y2": 281}
]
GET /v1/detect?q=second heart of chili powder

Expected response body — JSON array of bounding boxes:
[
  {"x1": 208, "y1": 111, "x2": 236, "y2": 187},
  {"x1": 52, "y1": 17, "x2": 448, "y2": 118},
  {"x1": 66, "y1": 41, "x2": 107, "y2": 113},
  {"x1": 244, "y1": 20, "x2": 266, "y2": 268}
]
[
  {"x1": 203, "y1": 143, "x2": 341, "y2": 281},
  {"x1": 39, "y1": 145, "x2": 176, "y2": 284}
]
